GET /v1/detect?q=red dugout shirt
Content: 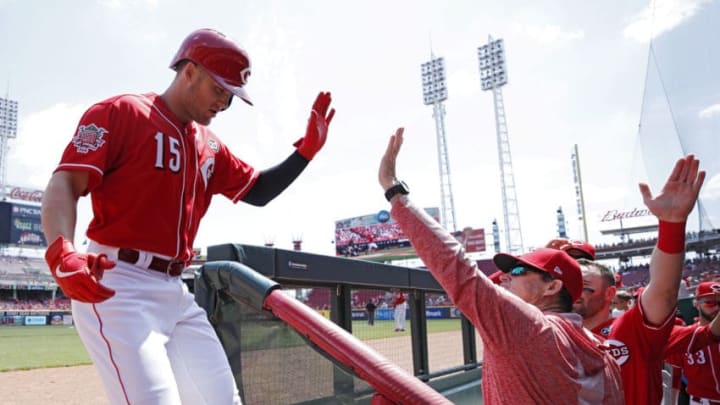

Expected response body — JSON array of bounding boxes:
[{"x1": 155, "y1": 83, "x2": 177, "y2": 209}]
[
  {"x1": 391, "y1": 196, "x2": 623, "y2": 404},
  {"x1": 56, "y1": 93, "x2": 259, "y2": 262}
]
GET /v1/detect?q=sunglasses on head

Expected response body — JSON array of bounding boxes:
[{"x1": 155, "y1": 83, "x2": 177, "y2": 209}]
[{"x1": 510, "y1": 265, "x2": 554, "y2": 281}]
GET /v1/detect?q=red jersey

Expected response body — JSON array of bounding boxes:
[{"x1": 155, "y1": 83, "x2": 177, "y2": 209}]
[
  {"x1": 593, "y1": 296, "x2": 675, "y2": 404},
  {"x1": 56, "y1": 93, "x2": 259, "y2": 262},
  {"x1": 393, "y1": 292, "x2": 406, "y2": 307},
  {"x1": 665, "y1": 324, "x2": 720, "y2": 400}
]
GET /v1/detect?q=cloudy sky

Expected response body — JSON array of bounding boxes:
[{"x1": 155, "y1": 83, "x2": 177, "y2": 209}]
[{"x1": 1, "y1": 0, "x2": 718, "y2": 258}]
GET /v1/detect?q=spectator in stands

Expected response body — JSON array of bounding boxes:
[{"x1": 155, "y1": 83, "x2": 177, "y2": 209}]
[
  {"x1": 378, "y1": 127, "x2": 623, "y2": 403},
  {"x1": 610, "y1": 289, "x2": 632, "y2": 318}
]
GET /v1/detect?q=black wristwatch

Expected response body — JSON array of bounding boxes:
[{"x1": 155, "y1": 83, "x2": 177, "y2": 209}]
[{"x1": 384, "y1": 181, "x2": 410, "y2": 202}]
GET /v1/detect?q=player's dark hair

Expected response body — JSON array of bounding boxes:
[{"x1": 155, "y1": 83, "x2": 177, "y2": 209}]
[
  {"x1": 557, "y1": 287, "x2": 573, "y2": 312},
  {"x1": 172, "y1": 59, "x2": 192, "y2": 72},
  {"x1": 577, "y1": 258, "x2": 615, "y2": 288}
]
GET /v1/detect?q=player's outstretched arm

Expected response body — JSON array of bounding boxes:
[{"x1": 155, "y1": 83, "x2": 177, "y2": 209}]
[
  {"x1": 378, "y1": 127, "x2": 404, "y2": 191},
  {"x1": 242, "y1": 92, "x2": 335, "y2": 206},
  {"x1": 294, "y1": 91, "x2": 336, "y2": 161},
  {"x1": 639, "y1": 155, "x2": 705, "y2": 325}
]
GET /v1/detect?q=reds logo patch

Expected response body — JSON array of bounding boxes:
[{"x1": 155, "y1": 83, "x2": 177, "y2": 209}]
[
  {"x1": 207, "y1": 139, "x2": 219, "y2": 153},
  {"x1": 73, "y1": 124, "x2": 108, "y2": 154},
  {"x1": 239, "y1": 66, "x2": 251, "y2": 86},
  {"x1": 605, "y1": 339, "x2": 630, "y2": 366},
  {"x1": 200, "y1": 157, "x2": 215, "y2": 188}
]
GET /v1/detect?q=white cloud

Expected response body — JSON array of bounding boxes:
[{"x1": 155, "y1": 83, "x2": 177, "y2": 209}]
[
  {"x1": 702, "y1": 173, "x2": 720, "y2": 200},
  {"x1": 97, "y1": 0, "x2": 159, "y2": 10},
  {"x1": 623, "y1": 0, "x2": 710, "y2": 43},
  {"x1": 521, "y1": 24, "x2": 585, "y2": 47},
  {"x1": 699, "y1": 103, "x2": 720, "y2": 119},
  {"x1": 7, "y1": 103, "x2": 86, "y2": 189}
]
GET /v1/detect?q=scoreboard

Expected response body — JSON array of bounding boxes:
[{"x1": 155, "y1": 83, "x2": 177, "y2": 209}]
[{"x1": 0, "y1": 201, "x2": 46, "y2": 247}]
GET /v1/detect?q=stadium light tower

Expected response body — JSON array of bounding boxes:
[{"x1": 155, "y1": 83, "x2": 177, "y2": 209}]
[
  {"x1": 477, "y1": 36, "x2": 524, "y2": 254},
  {"x1": 0, "y1": 96, "x2": 18, "y2": 198},
  {"x1": 421, "y1": 55, "x2": 457, "y2": 232},
  {"x1": 571, "y1": 144, "x2": 589, "y2": 242}
]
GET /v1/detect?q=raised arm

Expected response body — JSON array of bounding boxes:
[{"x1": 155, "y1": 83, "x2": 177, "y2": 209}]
[
  {"x1": 242, "y1": 91, "x2": 335, "y2": 206},
  {"x1": 639, "y1": 155, "x2": 705, "y2": 325}
]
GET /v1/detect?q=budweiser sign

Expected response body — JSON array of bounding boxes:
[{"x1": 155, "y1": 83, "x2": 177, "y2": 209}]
[
  {"x1": 7, "y1": 187, "x2": 44, "y2": 203},
  {"x1": 600, "y1": 208, "x2": 651, "y2": 222}
]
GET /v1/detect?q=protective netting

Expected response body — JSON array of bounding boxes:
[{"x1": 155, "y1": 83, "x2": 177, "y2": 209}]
[
  {"x1": 211, "y1": 289, "x2": 372, "y2": 404},
  {"x1": 636, "y1": 1, "x2": 720, "y2": 231}
]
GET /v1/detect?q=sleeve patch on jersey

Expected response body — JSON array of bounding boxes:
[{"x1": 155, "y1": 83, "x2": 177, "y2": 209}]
[
  {"x1": 72, "y1": 124, "x2": 108, "y2": 154},
  {"x1": 207, "y1": 138, "x2": 219, "y2": 153}
]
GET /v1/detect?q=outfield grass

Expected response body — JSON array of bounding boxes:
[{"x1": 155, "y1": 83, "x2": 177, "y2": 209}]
[
  {"x1": 0, "y1": 326, "x2": 91, "y2": 371},
  {"x1": 351, "y1": 318, "x2": 462, "y2": 337},
  {"x1": 0, "y1": 319, "x2": 462, "y2": 372}
]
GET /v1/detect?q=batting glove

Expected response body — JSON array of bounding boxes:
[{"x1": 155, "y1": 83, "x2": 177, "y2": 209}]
[
  {"x1": 293, "y1": 91, "x2": 336, "y2": 160},
  {"x1": 45, "y1": 236, "x2": 116, "y2": 303}
]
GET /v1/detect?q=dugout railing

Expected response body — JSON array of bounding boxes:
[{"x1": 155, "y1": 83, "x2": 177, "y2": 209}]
[{"x1": 194, "y1": 243, "x2": 482, "y2": 404}]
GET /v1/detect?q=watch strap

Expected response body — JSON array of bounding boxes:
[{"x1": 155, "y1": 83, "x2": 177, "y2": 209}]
[{"x1": 384, "y1": 181, "x2": 409, "y2": 202}]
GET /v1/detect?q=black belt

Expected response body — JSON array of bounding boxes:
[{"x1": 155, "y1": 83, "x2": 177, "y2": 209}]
[
  {"x1": 117, "y1": 248, "x2": 185, "y2": 277},
  {"x1": 692, "y1": 396, "x2": 720, "y2": 405}
]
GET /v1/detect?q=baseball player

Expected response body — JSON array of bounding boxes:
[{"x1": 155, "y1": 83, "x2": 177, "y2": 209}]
[
  {"x1": 378, "y1": 128, "x2": 624, "y2": 404},
  {"x1": 570, "y1": 154, "x2": 705, "y2": 404},
  {"x1": 547, "y1": 156, "x2": 705, "y2": 404},
  {"x1": 41, "y1": 28, "x2": 335, "y2": 405},
  {"x1": 665, "y1": 281, "x2": 720, "y2": 405},
  {"x1": 391, "y1": 290, "x2": 407, "y2": 332}
]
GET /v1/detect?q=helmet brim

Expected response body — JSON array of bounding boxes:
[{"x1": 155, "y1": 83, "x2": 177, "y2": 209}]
[{"x1": 207, "y1": 71, "x2": 253, "y2": 106}]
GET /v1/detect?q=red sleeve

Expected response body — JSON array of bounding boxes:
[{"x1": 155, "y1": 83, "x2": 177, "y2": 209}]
[
  {"x1": 199, "y1": 130, "x2": 258, "y2": 202},
  {"x1": 667, "y1": 324, "x2": 720, "y2": 356},
  {"x1": 390, "y1": 196, "x2": 556, "y2": 350},
  {"x1": 56, "y1": 98, "x2": 125, "y2": 194},
  {"x1": 665, "y1": 325, "x2": 696, "y2": 357}
]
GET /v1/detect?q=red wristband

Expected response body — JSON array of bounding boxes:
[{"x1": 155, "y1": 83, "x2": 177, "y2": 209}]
[{"x1": 657, "y1": 220, "x2": 686, "y2": 254}]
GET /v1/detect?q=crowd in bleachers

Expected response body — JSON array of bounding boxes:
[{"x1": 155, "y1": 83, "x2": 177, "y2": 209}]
[
  {"x1": 595, "y1": 229, "x2": 720, "y2": 254},
  {"x1": 335, "y1": 222, "x2": 406, "y2": 256},
  {"x1": 0, "y1": 255, "x2": 65, "y2": 311},
  {"x1": 0, "y1": 298, "x2": 71, "y2": 311},
  {"x1": 611, "y1": 255, "x2": 720, "y2": 299}
]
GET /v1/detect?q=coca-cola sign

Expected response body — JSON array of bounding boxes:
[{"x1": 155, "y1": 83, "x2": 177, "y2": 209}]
[
  {"x1": 7, "y1": 187, "x2": 43, "y2": 203},
  {"x1": 600, "y1": 208, "x2": 651, "y2": 222}
]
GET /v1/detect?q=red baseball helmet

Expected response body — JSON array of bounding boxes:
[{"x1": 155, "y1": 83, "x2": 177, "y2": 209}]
[{"x1": 170, "y1": 28, "x2": 253, "y2": 106}]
